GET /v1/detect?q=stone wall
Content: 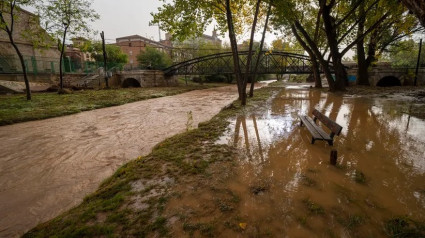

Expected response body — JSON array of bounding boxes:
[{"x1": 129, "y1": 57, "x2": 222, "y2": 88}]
[
  {"x1": 117, "y1": 70, "x2": 178, "y2": 87},
  {"x1": 347, "y1": 68, "x2": 425, "y2": 86}
]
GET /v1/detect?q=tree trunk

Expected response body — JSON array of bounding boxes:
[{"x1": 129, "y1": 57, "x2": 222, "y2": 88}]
[
  {"x1": 101, "y1": 31, "x2": 109, "y2": 88},
  {"x1": 11, "y1": 40, "x2": 31, "y2": 100},
  {"x1": 292, "y1": 23, "x2": 334, "y2": 90},
  {"x1": 1, "y1": 2, "x2": 31, "y2": 100},
  {"x1": 244, "y1": 0, "x2": 261, "y2": 100},
  {"x1": 59, "y1": 26, "x2": 69, "y2": 90},
  {"x1": 225, "y1": 0, "x2": 244, "y2": 104},
  {"x1": 356, "y1": 1, "x2": 370, "y2": 86},
  {"x1": 321, "y1": 1, "x2": 346, "y2": 91},
  {"x1": 311, "y1": 56, "x2": 322, "y2": 88},
  {"x1": 250, "y1": 0, "x2": 272, "y2": 97}
]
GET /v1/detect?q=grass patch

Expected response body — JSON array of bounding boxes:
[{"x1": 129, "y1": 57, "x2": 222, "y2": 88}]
[
  {"x1": 300, "y1": 174, "x2": 317, "y2": 187},
  {"x1": 23, "y1": 83, "x2": 280, "y2": 237},
  {"x1": 337, "y1": 213, "x2": 366, "y2": 230},
  {"x1": 302, "y1": 199, "x2": 325, "y2": 215},
  {"x1": 0, "y1": 83, "x2": 224, "y2": 126},
  {"x1": 353, "y1": 170, "x2": 367, "y2": 184},
  {"x1": 384, "y1": 216, "x2": 425, "y2": 238}
]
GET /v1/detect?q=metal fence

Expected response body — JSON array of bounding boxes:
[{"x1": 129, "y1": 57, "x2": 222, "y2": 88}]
[{"x1": 0, "y1": 55, "x2": 121, "y2": 75}]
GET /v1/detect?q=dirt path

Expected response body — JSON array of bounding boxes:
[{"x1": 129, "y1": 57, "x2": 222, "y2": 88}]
[{"x1": 0, "y1": 85, "x2": 264, "y2": 237}]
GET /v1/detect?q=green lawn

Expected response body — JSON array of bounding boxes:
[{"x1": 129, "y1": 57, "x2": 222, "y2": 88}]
[{"x1": 0, "y1": 82, "x2": 224, "y2": 126}]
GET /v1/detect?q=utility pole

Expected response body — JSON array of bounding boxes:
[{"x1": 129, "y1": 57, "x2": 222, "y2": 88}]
[
  {"x1": 100, "y1": 31, "x2": 109, "y2": 88},
  {"x1": 149, "y1": 22, "x2": 161, "y2": 41},
  {"x1": 414, "y1": 39, "x2": 422, "y2": 86}
]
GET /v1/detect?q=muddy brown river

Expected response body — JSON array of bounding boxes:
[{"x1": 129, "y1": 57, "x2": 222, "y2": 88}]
[
  {"x1": 0, "y1": 85, "x2": 263, "y2": 237},
  {"x1": 211, "y1": 85, "x2": 425, "y2": 236}
]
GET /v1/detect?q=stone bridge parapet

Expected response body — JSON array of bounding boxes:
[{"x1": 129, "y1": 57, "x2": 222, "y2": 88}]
[
  {"x1": 347, "y1": 67, "x2": 425, "y2": 86},
  {"x1": 115, "y1": 70, "x2": 178, "y2": 88}
]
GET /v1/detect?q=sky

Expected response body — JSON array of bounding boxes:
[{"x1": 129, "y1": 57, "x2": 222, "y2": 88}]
[
  {"x1": 90, "y1": 0, "x2": 220, "y2": 44},
  {"x1": 89, "y1": 0, "x2": 281, "y2": 46}
]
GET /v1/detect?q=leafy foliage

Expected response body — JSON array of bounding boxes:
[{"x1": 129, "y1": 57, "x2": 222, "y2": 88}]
[
  {"x1": 38, "y1": 0, "x2": 99, "y2": 89},
  {"x1": 39, "y1": 0, "x2": 99, "y2": 40},
  {"x1": 151, "y1": 0, "x2": 265, "y2": 43},
  {"x1": 90, "y1": 42, "x2": 128, "y2": 69},
  {"x1": 385, "y1": 39, "x2": 425, "y2": 68},
  {"x1": 136, "y1": 46, "x2": 172, "y2": 70}
]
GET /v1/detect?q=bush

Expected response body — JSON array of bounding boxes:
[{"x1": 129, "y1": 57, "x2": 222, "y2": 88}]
[{"x1": 137, "y1": 47, "x2": 172, "y2": 70}]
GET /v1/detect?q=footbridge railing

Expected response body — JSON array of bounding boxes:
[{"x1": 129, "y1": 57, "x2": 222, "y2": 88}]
[{"x1": 163, "y1": 51, "x2": 332, "y2": 76}]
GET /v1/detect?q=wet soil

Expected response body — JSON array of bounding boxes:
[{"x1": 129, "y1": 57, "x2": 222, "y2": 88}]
[
  {"x1": 0, "y1": 85, "x2": 262, "y2": 237},
  {"x1": 164, "y1": 84, "x2": 425, "y2": 237}
]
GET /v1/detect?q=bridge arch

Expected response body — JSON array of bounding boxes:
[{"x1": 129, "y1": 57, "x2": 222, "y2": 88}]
[
  {"x1": 122, "y1": 78, "x2": 141, "y2": 88},
  {"x1": 376, "y1": 76, "x2": 401, "y2": 87},
  {"x1": 163, "y1": 51, "x2": 333, "y2": 76}
]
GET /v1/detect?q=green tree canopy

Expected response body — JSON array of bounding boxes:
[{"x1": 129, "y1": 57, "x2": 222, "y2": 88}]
[
  {"x1": 90, "y1": 42, "x2": 128, "y2": 69},
  {"x1": 386, "y1": 39, "x2": 425, "y2": 68},
  {"x1": 38, "y1": 0, "x2": 99, "y2": 90},
  {"x1": 136, "y1": 47, "x2": 172, "y2": 70}
]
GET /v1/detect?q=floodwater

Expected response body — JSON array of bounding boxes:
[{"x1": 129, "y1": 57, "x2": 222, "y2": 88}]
[
  {"x1": 0, "y1": 85, "x2": 265, "y2": 237},
  {"x1": 216, "y1": 85, "x2": 425, "y2": 236},
  {"x1": 165, "y1": 84, "x2": 425, "y2": 237}
]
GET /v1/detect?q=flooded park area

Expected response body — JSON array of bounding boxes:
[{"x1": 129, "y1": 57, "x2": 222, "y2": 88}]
[
  {"x1": 164, "y1": 84, "x2": 425, "y2": 237},
  {"x1": 2, "y1": 82, "x2": 425, "y2": 237}
]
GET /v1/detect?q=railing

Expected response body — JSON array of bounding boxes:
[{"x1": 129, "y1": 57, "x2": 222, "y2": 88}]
[
  {"x1": 0, "y1": 55, "x2": 124, "y2": 75},
  {"x1": 163, "y1": 51, "x2": 325, "y2": 76}
]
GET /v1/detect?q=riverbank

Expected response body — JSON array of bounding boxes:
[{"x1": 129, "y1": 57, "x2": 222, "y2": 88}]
[{"x1": 0, "y1": 81, "x2": 223, "y2": 126}]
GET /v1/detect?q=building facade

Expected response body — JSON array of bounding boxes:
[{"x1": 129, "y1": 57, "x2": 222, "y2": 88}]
[
  {"x1": 0, "y1": 8, "x2": 60, "y2": 74},
  {"x1": 115, "y1": 35, "x2": 172, "y2": 69}
]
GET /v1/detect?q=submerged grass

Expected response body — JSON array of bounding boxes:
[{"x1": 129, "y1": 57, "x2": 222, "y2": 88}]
[
  {"x1": 384, "y1": 216, "x2": 425, "y2": 238},
  {"x1": 302, "y1": 199, "x2": 325, "y2": 216},
  {"x1": 0, "y1": 82, "x2": 223, "y2": 126},
  {"x1": 24, "y1": 82, "x2": 281, "y2": 237}
]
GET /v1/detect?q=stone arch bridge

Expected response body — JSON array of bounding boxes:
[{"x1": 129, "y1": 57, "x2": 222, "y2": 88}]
[
  {"x1": 114, "y1": 51, "x2": 425, "y2": 87},
  {"x1": 347, "y1": 67, "x2": 425, "y2": 86}
]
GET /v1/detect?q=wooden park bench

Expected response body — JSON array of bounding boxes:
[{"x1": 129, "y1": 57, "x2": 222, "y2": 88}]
[{"x1": 299, "y1": 109, "x2": 343, "y2": 146}]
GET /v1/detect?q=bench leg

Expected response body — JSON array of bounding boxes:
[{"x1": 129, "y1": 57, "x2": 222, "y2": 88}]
[
  {"x1": 311, "y1": 138, "x2": 315, "y2": 144},
  {"x1": 328, "y1": 140, "x2": 333, "y2": 146},
  {"x1": 300, "y1": 120, "x2": 304, "y2": 126}
]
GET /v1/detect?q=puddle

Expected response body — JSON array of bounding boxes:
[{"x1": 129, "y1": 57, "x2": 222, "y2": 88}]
[{"x1": 213, "y1": 87, "x2": 425, "y2": 236}]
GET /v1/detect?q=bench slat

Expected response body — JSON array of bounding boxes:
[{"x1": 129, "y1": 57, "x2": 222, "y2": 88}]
[
  {"x1": 312, "y1": 109, "x2": 343, "y2": 136},
  {"x1": 300, "y1": 116, "x2": 332, "y2": 141},
  {"x1": 299, "y1": 116, "x2": 322, "y2": 139}
]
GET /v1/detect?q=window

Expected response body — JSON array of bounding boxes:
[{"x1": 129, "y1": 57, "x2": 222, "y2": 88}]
[
  {"x1": 129, "y1": 42, "x2": 132, "y2": 47},
  {"x1": 129, "y1": 51, "x2": 133, "y2": 56}
]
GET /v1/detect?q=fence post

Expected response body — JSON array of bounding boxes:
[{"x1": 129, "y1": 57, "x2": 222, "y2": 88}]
[
  {"x1": 31, "y1": 56, "x2": 38, "y2": 75},
  {"x1": 415, "y1": 39, "x2": 422, "y2": 86},
  {"x1": 51, "y1": 62, "x2": 55, "y2": 74},
  {"x1": 330, "y1": 150, "x2": 338, "y2": 165}
]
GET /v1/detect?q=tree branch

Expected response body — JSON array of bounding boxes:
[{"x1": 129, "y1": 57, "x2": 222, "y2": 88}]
[
  {"x1": 335, "y1": 0, "x2": 367, "y2": 27},
  {"x1": 337, "y1": 0, "x2": 380, "y2": 44},
  {"x1": 341, "y1": 12, "x2": 389, "y2": 56}
]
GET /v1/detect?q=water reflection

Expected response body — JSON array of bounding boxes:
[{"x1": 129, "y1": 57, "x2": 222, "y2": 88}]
[{"x1": 219, "y1": 87, "x2": 425, "y2": 236}]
